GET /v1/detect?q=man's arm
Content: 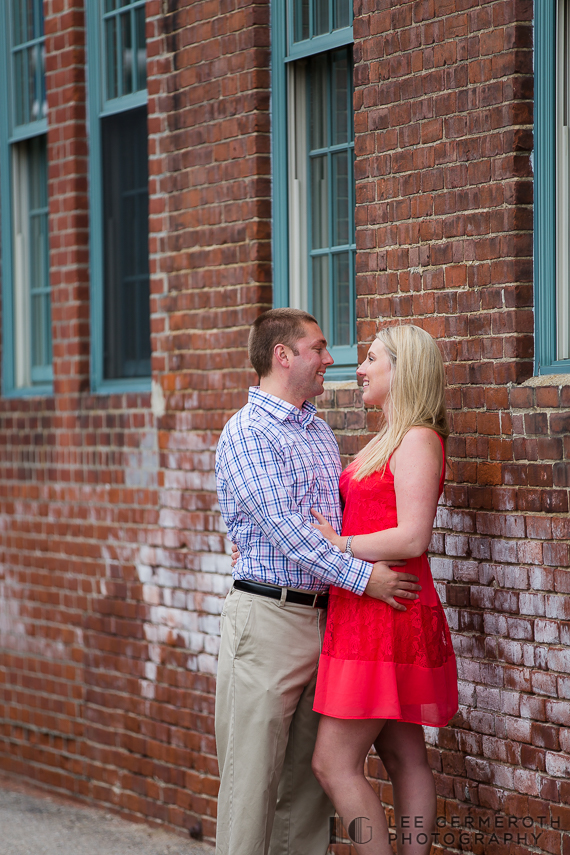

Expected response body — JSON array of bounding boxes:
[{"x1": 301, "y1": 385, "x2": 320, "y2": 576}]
[
  {"x1": 217, "y1": 426, "x2": 420, "y2": 603},
  {"x1": 229, "y1": 540, "x2": 421, "y2": 610}
]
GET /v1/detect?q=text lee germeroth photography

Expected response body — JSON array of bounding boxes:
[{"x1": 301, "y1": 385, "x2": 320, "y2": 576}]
[{"x1": 330, "y1": 813, "x2": 565, "y2": 848}]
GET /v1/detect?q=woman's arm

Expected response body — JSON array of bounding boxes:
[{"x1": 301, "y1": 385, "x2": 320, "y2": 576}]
[{"x1": 311, "y1": 427, "x2": 443, "y2": 562}]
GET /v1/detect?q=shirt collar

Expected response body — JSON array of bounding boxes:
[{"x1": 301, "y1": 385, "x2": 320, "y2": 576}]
[{"x1": 248, "y1": 386, "x2": 317, "y2": 427}]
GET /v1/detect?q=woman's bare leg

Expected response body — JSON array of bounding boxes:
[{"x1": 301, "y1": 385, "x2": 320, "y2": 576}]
[
  {"x1": 374, "y1": 721, "x2": 436, "y2": 855},
  {"x1": 312, "y1": 715, "x2": 392, "y2": 855}
]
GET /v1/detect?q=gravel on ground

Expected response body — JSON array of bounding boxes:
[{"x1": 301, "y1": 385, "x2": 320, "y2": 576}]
[{"x1": 0, "y1": 778, "x2": 213, "y2": 855}]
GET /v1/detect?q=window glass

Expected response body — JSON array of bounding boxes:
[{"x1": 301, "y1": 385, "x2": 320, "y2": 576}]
[
  {"x1": 28, "y1": 135, "x2": 51, "y2": 377},
  {"x1": 11, "y1": 0, "x2": 47, "y2": 128},
  {"x1": 293, "y1": 0, "x2": 309, "y2": 43},
  {"x1": 1, "y1": 0, "x2": 51, "y2": 393},
  {"x1": 103, "y1": 0, "x2": 147, "y2": 101},
  {"x1": 102, "y1": 106, "x2": 151, "y2": 379},
  {"x1": 307, "y1": 47, "x2": 355, "y2": 347},
  {"x1": 334, "y1": 0, "x2": 350, "y2": 30},
  {"x1": 12, "y1": 135, "x2": 50, "y2": 386},
  {"x1": 291, "y1": 0, "x2": 352, "y2": 44}
]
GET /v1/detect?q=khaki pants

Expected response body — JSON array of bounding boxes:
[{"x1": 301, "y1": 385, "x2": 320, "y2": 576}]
[{"x1": 215, "y1": 586, "x2": 333, "y2": 855}]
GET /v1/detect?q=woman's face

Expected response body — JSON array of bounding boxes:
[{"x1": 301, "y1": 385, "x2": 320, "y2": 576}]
[{"x1": 356, "y1": 339, "x2": 393, "y2": 411}]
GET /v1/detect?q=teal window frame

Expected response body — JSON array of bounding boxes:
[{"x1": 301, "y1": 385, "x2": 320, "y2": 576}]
[
  {"x1": 534, "y1": 0, "x2": 570, "y2": 374},
  {"x1": 0, "y1": 0, "x2": 52, "y2": 397},
  {"x1": 86, "y1": 0, "x2": 151, "y2": 394},
  {"x1": 272, "y1": 0, "x2": 357, "y2": 380}
]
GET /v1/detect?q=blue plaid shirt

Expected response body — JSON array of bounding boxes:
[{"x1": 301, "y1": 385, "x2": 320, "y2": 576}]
[{"x1": 216, "y1": 387, "x2": 372, "y2": 594}]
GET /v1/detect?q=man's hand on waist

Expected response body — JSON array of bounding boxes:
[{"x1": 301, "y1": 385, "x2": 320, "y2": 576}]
[
  {"x1": 364, "y1": 561, "x2": 421, "y2": 612},
  {"x1": 231, "y1": 542, "x2": 239, "y2": 568}
]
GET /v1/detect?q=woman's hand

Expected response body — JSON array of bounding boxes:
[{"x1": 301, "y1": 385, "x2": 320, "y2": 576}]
[
  {"x1": 311, "y1": 509, "x2": 344, "y2": 551},
  {"x1": 230, "y1": 542, "x2": 240, "y2": 568}
]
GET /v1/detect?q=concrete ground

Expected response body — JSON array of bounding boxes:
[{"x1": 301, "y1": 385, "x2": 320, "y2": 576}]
[{"x1": 0, "y1": 777, "x2": 213, "y2": 855}]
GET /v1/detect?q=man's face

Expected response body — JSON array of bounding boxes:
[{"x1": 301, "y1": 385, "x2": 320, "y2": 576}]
[{"x1": 287, "y1": 322, "x2": 334, "y2": 401}]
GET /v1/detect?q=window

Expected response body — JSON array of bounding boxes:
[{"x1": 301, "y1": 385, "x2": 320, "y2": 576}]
[
  {"x1": 87, "y1": 0, "x2": 151, "y2": 391},
  {"x1": 0, "y1": 0, "x2": 52, "y2": 395},
  {"x1": 535, "y1": 0, "x2": 570, "y2": 374},
  {"x1": 273, "y1": 0, "x2": 356, "y2": 378}
]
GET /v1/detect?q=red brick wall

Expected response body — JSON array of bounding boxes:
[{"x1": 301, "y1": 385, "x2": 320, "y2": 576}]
[
  {"x1": 0, "y1": 0, "x2": 90, "y2": 797},
  {"x1": 0, "y1": 0, "x2": 272, "y2": 843},
  {"x1": 342, "y1": 1, "x2": 569, "y2": 853},
  {"x1": 1, "y1": 0, "x2": 569, "y2": 853},
  {"x1": 140, "y1": 0, "x2": 272, "y2": 836},
  {"x1": 1, "y1": 0, "x2": 163, "y2": 823}
]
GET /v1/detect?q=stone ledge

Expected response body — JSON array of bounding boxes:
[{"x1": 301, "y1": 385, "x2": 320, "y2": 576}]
[
  {"x1": 521, "y1": 374, "x2": 570, "y2": 387},
  {"x1": 323, "y1": 380, "x2": 359, "y2": 390}
]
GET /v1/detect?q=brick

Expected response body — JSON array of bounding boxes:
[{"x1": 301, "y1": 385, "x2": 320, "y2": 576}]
[
  {"x1": 517, "y1": 593, "x2": 545, "y2": 620},
  {"x1": 544, "y1": 543, "x2": 570, "y2": 568},
  {"x1": 546, "y1": 700, "x2": 570, "y2": 726},
  {"x1": 518, "y1": 540, "x2": 544, "y2": 565},
  {"x1": 535, "y1": 620, "x2": 561, "y2": 644},
  {"x1": 490, "y1": 539, "x2": 519, "y2": 564},
  {"x1": 547, "y1": 648, "x2": 570, "y2": 673},
  {"x1": 521, "y1": 695, "x2": 547, "y2": 722},
  {"x1": 546, "y1": 753, "x2": 570, "y2": 778},
  {"x1": 555, "y1": 570, "x2": 570, "y2": 593},
  {"x1": 546, "y1": 596, "x2": 570, "y2": 620}
]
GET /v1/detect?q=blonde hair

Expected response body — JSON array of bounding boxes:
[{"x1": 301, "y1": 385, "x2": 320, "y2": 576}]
[{"x1": 353, "y1": 324, "x2": 449, "y2": 480}]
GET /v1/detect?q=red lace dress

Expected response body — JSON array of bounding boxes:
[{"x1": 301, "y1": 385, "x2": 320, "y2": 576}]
[{"x1": 313, "y1": 444, "x2": 458, "y2": 726}]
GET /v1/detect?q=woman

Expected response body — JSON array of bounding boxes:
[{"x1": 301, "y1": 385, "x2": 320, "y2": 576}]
[{"x1": 310, "y1": 324, "x2": 457, "y2": 855}]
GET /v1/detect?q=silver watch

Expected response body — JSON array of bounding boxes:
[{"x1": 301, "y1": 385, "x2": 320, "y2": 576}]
[{"x1": 344, "y1": 535, "x2": 354, "y2": 558}]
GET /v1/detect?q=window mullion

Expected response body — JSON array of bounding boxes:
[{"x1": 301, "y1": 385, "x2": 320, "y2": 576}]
[
  {"x1": 563, "y1": 1, "x2": 570, "y2": 358},
  {"x1": 130, "y1": 7, "x2": 136, "y2": 92},
  {"x1": 326, "y1": 54, "x2": 334, "y2": 346},
  {"x1": 116, "y1": 11, "x2": 123, "y2": 98},
  {"x1": 348, "y1": 54, "x2": 355, "y2": 346},
  {"x1": 534, "y1": 0, "x2": 557, "y2": 373},
  {"x1": 306, "y1": 66, "x2": 314, "y2": 317},
  {"x1": 558, "y1": 0, "x2": 570, "y2": 361}
]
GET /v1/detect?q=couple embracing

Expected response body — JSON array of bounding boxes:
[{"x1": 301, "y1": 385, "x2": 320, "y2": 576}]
[{"x1": 215, "y1": 309, "x2": 458, "y2": 855}]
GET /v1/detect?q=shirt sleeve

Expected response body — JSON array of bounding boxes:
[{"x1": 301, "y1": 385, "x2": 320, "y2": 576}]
[{"x1": 217, "y1": 425, "x2": 372, "y2": 595}]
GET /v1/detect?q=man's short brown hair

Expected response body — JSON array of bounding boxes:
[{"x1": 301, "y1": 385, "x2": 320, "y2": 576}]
[{"x1": 248, "y1": 308, "x2": 318, "y2": 378}]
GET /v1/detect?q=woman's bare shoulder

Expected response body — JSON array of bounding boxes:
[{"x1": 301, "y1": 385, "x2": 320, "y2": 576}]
[
  {"x1": 399, "y1": 426, "x2": 442, "y2": 451},
  {"x1": 391, "y1": 427, "x2": 442, "y2": 475}
]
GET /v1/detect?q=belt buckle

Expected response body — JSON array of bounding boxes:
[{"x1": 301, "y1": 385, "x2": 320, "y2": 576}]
[{"x1": 311, "y1": 592, "x2": 319, "y2": 608}]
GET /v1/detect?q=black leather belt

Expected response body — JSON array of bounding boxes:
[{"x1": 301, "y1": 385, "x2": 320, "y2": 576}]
[{"x1": 233, "y1": 579, "x2": 329, "y2": 609}]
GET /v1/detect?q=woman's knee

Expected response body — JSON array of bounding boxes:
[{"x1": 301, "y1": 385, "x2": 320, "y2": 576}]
[
  {"x1": 313, "y1": 717, "x2": 382, "y2": 794},
  {"x1": 311, "y1": 740, "x2": 351, "y2": 795},
  {"x1": 311, "y1": 747, "x2": 334, "y2": 794},
  {"x1": 378, "y1": 743, "x2": 401, "y2": 779},
  {"x1": 377, "y1": 726, "x2": 428, "y2": 778}
]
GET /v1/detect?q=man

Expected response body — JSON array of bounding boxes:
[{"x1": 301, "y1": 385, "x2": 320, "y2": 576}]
[{"x1": 215, "y1": 309, "x2": 421, "y2": 855}]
